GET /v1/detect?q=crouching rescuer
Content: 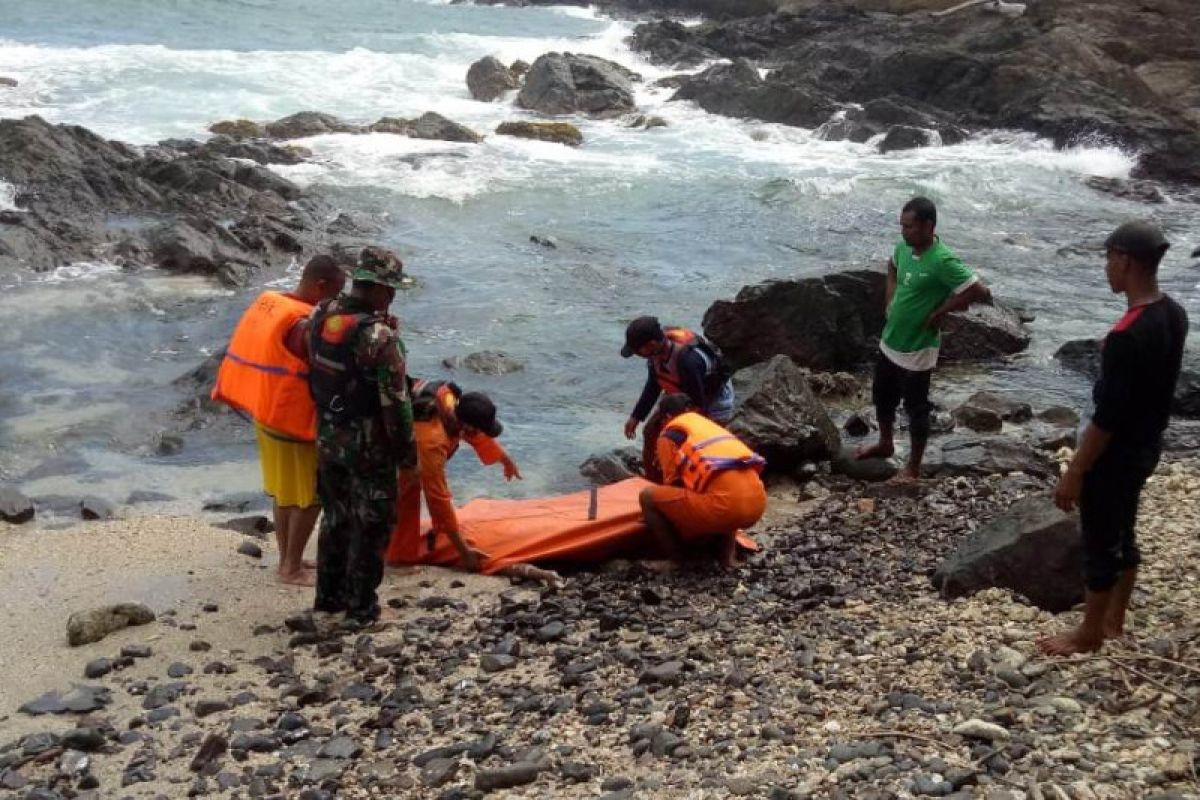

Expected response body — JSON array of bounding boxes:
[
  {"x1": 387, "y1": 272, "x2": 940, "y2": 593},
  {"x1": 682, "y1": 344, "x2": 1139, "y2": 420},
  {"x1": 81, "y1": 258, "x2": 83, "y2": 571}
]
[{"x1": 640, "y1": 393, "x2": 768, "y2": 570}]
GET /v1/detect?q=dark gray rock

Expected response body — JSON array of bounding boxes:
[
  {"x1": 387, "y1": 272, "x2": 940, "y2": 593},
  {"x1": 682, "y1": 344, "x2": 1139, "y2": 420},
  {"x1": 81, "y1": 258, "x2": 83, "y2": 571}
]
[
  {"x1": 727, "y1": 355, "x2": 840, "y2": 470},
  {"x1": 1053, "y1": 338, "x2": 1101, "y2": 379},
  {"x1": 215, "y1": 515, "x2": 274, "y2": 537},
  {"x1": 1083, "y1": 175, "x2": 1166, "y2": 204},
  {"x1": 940, "y1": 303, "x2": 1031, "y2": 363},
  {"x1": 879, "y1": 124, "x2": 936, "y2": 152},
  {"x1": 930, "y1": 435, "x2": 1055, "y2": 479},
  {"x1": 0, "y1": 487, "x2": 35, "y2": 524},
  {"x1": 167, "y1": 662, "x2": 194, "y2": 678},
  {"x1": 318, "y1": 735, "x2": 361, "y2": 760},
  {"x1": 580, "y1": 447, "x2": 643, "y2": 485},
  {"x1": 264, "y1": 111, "x2": 360, "y2": 139},
  {"x1": 238, "y1": 540, "x2": 263, "y2": 558},
  {"x1": 368, "y1": 112, "x2": 483, "y2": 143},
  {"x1": 142, "y1": 682, "x2": 186, "y2": 710},
  {"x1": 61, "y1": 727, "x2": 105, "y2": 752},
  {"x1": 474, "y1": 761, "x2": 546, "y2": 792},
  {"x1": 703, "y1": 270, "x2": 886, "y2": 372},
  {"x1": 962, "y1": 392, "x2": 1033, "y2": 423},
  {"x1": 467, "y1": 56, "x2": 519, "y2": 102},
  {"x1": 480, "y1": 653, "x2": 517, "y2": 673},
  {"x1": 671, "y1": 59, "x2": 837, "y2": 129},
  {"x1": 535, "y1": 620, "x2": 566, "y2": 642},
  {"x1": 421, "y1": 757, "x2": 459, "y2": 788},
  {"x1": 194, "y1": 699, "x2": 231, "y2": 718},
  {"x1": 190, "y1": 733, "x2": 228, "y2": 772},
  {"x1": 831, "y1": 450, "x2": 899, "y2": 482},
  {"x1": 932, "y1": 496, "x2": 1082, "y2": 612},
  {"x1": 20, "y1": 685, "x2": 111, "y2": 715},
  {"x1": 638, "y1": 660, "x2": 684, "y2": 687},
  {"x1": 83, "y1": 658, "x2": 112, "y2": 679},
  {"x1": 952, "y1": 404, "x2": 1002, "y2": 433},
  {"x1": 79, "y1": 496, "x2": 115, "y2": 521},
  {"x1": 517, "y1": 52, "x2": 637, "y2": 118},
  {"x1": 67, "y1": 602, "x2": 155, "y2": 646},
  {"x1": 1038, "y1": 406, "x2": 1080, "y2": 426}
]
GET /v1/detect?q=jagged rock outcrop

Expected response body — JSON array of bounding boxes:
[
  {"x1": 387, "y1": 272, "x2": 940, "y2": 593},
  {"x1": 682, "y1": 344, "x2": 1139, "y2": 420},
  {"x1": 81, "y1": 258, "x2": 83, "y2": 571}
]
[{"x1": 516, "y1": 53, "x2": 638, "y2": 118}]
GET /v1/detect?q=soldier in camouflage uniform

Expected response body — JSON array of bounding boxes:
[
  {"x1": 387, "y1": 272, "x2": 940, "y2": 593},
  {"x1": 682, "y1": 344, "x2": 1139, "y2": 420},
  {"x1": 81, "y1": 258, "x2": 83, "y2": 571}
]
[{"x1": 308, "y1": 246, "x2": 415, "y2": 626}]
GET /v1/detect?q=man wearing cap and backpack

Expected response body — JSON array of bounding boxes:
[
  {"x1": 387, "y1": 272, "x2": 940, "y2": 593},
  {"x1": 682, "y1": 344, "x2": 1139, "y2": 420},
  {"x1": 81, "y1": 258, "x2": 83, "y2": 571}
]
[
  {"x1": 1039, "y1": 221, "x2": 1188, "y2": 656},
  {"x1": 385, "y1": 380, "x2": 521, "y2": 572},
  {"x1": 621, "y1": 316, "x2": 735, "y2": 483},
  {"x1": 307, "y1": 246, "x2": 416, "y2": 628}
]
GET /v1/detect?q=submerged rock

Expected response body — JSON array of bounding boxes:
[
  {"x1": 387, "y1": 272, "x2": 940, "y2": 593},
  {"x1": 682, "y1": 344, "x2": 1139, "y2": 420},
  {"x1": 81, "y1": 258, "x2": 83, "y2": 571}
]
[
  {"x1": 368, "y1": 112, "x2": 482, "y2": 143},
  {"x1": 932, "y1": 496, "x2": 1082, "y2": 612},
  {"x1": 517, "y1": 52, "x2": 637, "y2": 118},
  {"x1": 67, "y1": 602, "x2": 156, "y2": 646},
  {"x1": 264, "y1": 111, "x2": 360, "y2": 139},
  {"x1": 580, "y1": 447, "x2": 643, "y2": 485},
  {"x1": 727, "y1": 355, "x2": 840, "y2": 470},
  {"x1": 442, "y1": 350, "x2": 526, "y2": 375},
  {"x1": 207, "y1": 119, "x2": 265, "y2": 139}
]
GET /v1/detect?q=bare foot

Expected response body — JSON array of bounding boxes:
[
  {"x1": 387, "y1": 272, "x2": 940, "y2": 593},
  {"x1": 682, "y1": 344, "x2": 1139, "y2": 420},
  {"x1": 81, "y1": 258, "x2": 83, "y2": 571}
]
[
  {"x1": 1037, "y1": 628, "x2": 1104, "y2": 656},
  {"x1": 639, "y1": 559, "x2": 678, "y2": 575},
  {"x1": 302, "y1": 559, "x2": 317, "y2": 570},
  {"x1": 719, "y1": 531, "x2": 742, "y2": 570},
  {"x1": 278, "y1": 568, "x2": 316, "y2": 587},
  {"x1": 855, "y1": 442, "x2": 895, "y2": 461},
  {"x1": 886, "y1": 465, "x2": 920, "y2": 484}
]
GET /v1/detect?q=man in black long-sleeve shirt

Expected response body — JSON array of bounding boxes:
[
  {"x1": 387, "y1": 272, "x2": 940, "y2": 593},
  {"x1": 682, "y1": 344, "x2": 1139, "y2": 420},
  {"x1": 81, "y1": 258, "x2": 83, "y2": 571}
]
[
  {"x1": 1039, "y1": 221, "x2": 1188, "y2": 656},
  {"x1": 621, "y1": 316, "x2": 735, "y2": 482}
]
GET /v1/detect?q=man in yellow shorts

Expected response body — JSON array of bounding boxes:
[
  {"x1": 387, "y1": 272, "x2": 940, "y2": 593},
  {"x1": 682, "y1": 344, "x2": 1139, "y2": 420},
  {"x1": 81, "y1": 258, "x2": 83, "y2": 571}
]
[
  {"x1": 639, "y1": 393, "x2": 767, "y2": 571},
  {"x1": 211, "y1": 255, "x2": 346, "y2": 585}
]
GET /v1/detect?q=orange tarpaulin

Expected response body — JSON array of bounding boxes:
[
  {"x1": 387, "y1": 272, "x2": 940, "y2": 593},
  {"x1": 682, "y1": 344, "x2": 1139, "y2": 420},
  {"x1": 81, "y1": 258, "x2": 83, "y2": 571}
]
[{"x1": 391, "y1": 478, "x2": 756, "y2": 575}]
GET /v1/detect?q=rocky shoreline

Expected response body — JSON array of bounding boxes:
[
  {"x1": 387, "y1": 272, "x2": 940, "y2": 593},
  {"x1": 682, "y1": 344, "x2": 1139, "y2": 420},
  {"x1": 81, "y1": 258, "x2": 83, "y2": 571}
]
[{"x1": 2, "y1": 459, "x2": 1196, "y2": 798}]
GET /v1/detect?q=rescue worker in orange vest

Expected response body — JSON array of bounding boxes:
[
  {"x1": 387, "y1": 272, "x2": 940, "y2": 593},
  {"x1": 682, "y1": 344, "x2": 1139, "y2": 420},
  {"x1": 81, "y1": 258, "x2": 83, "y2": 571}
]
[
  {"x1": 640, "y1": 393, "x2": 767, "y2": 572},
  {"x1": 385, "y1": 380, "x2": 521, "y2": 572},
  {"x1": 621, "y1": 316, "x2": 735, "y2": 484},
  {"x1": 211, "y1": 254, "x2": 346, "y2": 586}
]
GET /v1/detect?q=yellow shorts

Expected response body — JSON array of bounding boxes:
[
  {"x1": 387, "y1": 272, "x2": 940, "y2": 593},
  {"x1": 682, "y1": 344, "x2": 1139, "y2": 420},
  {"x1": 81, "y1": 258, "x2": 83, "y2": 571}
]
[
  {"x1": 255, "y1": 424, "x2": 317, "y2": 508},
  {"x1": 649, "y1": 469, "x2": 767, "y2": 541}
]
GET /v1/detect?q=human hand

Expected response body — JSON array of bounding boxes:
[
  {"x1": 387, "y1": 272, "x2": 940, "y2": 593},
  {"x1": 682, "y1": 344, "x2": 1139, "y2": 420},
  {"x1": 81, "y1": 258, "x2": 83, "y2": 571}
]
[
  {"x1": 502, "y1": 457, "x2": 522, "y2": 481},
  {"x1": 623, "y1": 417, "x2": 639, "y2": 440},
  {"x1": 459, "y1": 547, "x2": 487, "y2": 573},
  {"x1": 1054, "y1": 467, "x2": 1083, "y2": 512}
]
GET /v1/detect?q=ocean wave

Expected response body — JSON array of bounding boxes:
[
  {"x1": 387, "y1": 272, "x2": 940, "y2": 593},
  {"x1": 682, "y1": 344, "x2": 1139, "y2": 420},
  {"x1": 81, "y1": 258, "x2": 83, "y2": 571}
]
[{"x1": 0, "y1": 180, "x2": 22, "y2": 211}]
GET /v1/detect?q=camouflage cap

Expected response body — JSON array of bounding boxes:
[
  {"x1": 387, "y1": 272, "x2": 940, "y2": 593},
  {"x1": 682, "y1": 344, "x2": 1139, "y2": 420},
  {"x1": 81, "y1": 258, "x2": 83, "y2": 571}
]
[{"x1": 351, "y1": 246, "x2": 405, "y2": 289}]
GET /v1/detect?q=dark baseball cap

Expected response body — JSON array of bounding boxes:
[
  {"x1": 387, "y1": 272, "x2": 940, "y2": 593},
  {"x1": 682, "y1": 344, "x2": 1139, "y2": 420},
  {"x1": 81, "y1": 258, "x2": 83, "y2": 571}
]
[
  {"x1": 1105, "y1": 221, "x2": 1170, "y2": 259},
  {"x1": 456, "y1": 392, "x2": 503, "y2": 438},
  {"x1": 620, "y1": 316, "x2": 664, "y2": 358}
]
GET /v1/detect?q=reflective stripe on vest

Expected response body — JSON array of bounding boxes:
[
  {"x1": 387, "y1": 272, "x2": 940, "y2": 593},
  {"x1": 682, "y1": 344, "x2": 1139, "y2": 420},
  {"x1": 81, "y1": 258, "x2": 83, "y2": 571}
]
[
  {"x1": 211, "y1": 291, "x2": 316, "y2": 442},
  {"x1": 667, "y1": 412, "x2": 766, "y2": 492}
]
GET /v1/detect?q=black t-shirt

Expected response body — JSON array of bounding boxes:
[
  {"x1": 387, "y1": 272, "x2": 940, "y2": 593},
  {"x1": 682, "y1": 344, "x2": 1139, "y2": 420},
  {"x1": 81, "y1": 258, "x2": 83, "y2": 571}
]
[{"x1": 1092, "y1": 294, "x2": 1189, "y2": 454}]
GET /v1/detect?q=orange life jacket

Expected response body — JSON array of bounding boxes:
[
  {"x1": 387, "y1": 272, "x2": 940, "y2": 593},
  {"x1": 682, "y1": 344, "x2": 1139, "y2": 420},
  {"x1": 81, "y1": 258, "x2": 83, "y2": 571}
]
[
  {"x1": 210, "y1": 291, "x2": 316, "y2": 442},
  {"x1": 651, "y1": 327, "x2": 729, "y2": 396},
  {"x1": 665, "y1": 412, "x2": 766, "y2": 492}
]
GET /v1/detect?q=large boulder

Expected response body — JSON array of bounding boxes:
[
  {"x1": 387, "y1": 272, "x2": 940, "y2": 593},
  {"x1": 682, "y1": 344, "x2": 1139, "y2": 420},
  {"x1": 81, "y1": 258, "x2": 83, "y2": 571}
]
[
  {"x1": 1055, "y1": 339, "x2": 1200, "y2": 418},
  {"x1": 878, "y1": 124, "x2": 937, "y2": 152},
  {"x1": 67, "y1": 602, "x2": 156, "y2": 646},
  {"x1": 147, "y1": 218, "x2": 256, "y2": 287},
  {"x1": 939, "y1": 303, "x2": 1031, "y2": 362},
  {"x1": 671, "y1": 60, "x2": 837, "y2": 129},
  {"x1": 932, "y1": 497, "x2": 1082, "y2": 613},
  {"x1": 818, "y1": 96, "x2": 967, "y2": 145},
  {"x1": 495, "y1": 121, "x2": 583, "y2": 147},
  {"x1": 467, "y1": 56, "x2": 520, "y2": 102},
  {"x1": 580, "y1": 447, "x2": 643, "y2": 485},
  {"x1": 702, "y1": 270, "x2": 886, "y2": 372},
  {"x1": 726, "y1": 355, "x2": 840, "y2": 471},
  {"x1": 516, "y1": 53, "x2": 637, "y2": 118},
  {"x1": 1054, "y1": 338, "x2": 1101, "y2": 379},
  {"x1": 207, "y1": 119, "x2": 265, "y2": 139}
]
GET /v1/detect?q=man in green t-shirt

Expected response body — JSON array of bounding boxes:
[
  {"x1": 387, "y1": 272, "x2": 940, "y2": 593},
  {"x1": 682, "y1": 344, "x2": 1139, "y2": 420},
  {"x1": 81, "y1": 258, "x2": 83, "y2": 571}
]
[{"x1": 856, "y1": 197, "x2": 992, "y2": 481}]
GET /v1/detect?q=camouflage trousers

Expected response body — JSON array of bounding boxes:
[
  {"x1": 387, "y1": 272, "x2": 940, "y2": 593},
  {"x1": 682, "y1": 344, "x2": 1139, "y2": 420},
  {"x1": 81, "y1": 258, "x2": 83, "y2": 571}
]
[{"x1": 314, "y1": 459, "x2": 397, "y2": 623}]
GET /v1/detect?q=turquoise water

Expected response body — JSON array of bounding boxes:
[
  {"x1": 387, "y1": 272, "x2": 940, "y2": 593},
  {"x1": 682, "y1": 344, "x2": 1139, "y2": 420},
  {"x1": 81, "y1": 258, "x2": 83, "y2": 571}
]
[{"x1": 1, "y1": 0, "x2": 1197, "y2": 514}]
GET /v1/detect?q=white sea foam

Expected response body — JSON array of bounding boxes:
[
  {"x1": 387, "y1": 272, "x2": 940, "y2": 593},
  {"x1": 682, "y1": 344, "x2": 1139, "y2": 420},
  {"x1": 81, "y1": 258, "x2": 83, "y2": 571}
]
[{"x1": 0, "y1": 180, "x2": 21, "y2": 211}]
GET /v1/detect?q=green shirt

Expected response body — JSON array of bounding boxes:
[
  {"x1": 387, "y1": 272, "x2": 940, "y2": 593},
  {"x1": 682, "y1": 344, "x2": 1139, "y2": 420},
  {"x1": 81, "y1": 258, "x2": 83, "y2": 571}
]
[{"x1": 881, "y1": 237, "x2": 975, "y2": 369}]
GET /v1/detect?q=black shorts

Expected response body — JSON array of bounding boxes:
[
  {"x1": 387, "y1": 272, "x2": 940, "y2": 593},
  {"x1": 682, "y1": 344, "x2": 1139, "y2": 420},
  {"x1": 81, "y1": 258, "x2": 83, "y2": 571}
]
[
  {"x1": 1079, "y1": 448, "x2": 1159, "y2": 592},
  {"x1": 872, "y1": 353, "x2": 933, "y2": 438}
]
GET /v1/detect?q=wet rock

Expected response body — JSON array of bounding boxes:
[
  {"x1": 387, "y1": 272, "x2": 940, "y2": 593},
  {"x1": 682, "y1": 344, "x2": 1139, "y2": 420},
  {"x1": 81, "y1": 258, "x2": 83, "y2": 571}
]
[
  {"x1": 238, "y1": 540, "x2": 263, "y2": 558},
  {"x1": 1038, "y1": 406, "x2": 1079, "y2": 426},
  {"x1": 79, "y1": 495, "x2": 115, "y2": 521},
  {"x1": 580, "y1": 447, "x2": 643, "y2": 484},
  {"x1": 832, "y1": 450, "x2": 899, "y2": 482},
  {"x1": 932, "y1": 496, "x2": 1082, "y2": 612},
  {"x1": 67, "y1": 602, "x2": 155, "y2": 646},
  {"x1": 442, "y1": 350, "x2": 525, "y2": 375},
  {"x1": 369, "y1": 112, "x2": 483, "y2": 143},
  {"x1": 1053, "y1": 338, "x2": 1101, "y2": 379},
  {"x1": 467, "y1": 56, "x2": 519, "y2": 102},
  {"x1": 1084, "y1": 175, "x2": 1166, "y2": 204},
  {"x1": 670, "y1": 59, "x2": 836, "y2": 129},
  {"x1": 727, "y1": 355, "x2": 840, "y2": 470},
  {"x1": 0, "y1": 76, "x2": 18, "y2": 88},
  {"x1": 0, "y1": 487, "x2": 35, "y2": 524},
  {"x1": 940, "y1": 303, "x2": 1031, "y2": 362},
  {"x1": 517, "y1": 52, "x2": 637, "y2": 118},
  {"x1": 952, "y1": 403, "x2": 1002, "y2": 433},
  {"x1": 209, "y1": 119, "x2": 266, "y2": 138},
  {"x1": 475, "y1": 761, "x2": 546, "y2": 792},
  {"x1": 879, "y1": 124, "x2": 937, "y2": 152},
  {"x1": 495, "y1": 121, "x2": 583, "y2": 147},
  {"x1": 930, "y1": 435, "x2": 1055, "y2": 479},
  {"x1": 264, "y1": 111, "x2": 359, "y2": 139},
  {"x1": 962, "y1": 392, "x2": 1032, "y2": 423}
]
